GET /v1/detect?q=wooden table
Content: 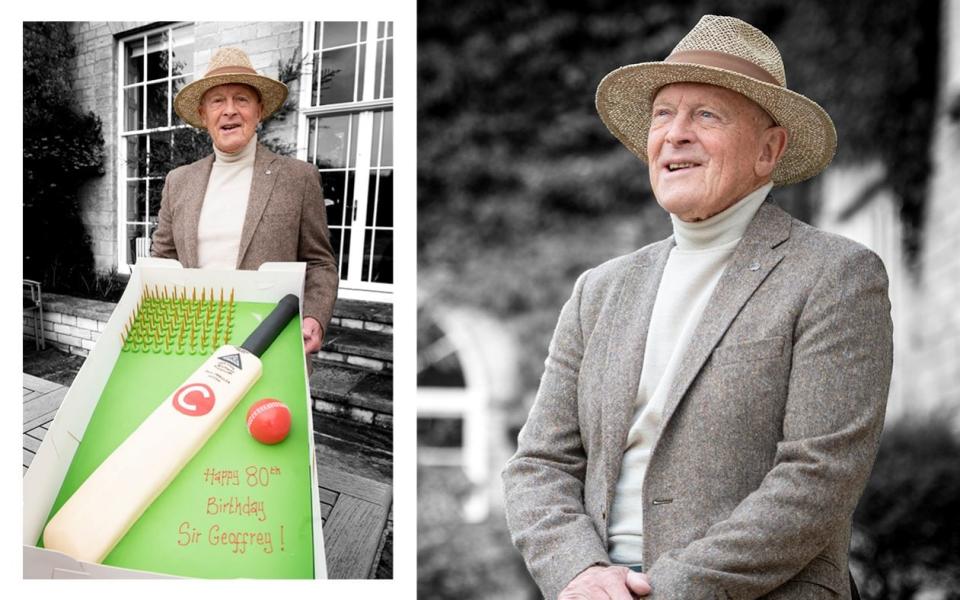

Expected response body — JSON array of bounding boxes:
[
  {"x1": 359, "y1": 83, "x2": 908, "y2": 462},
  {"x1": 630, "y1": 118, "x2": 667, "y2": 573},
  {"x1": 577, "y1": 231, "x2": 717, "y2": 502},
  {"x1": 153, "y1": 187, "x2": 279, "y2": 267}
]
[{"x1": 22, "y1": 373, "x2": 391, "y2": 579}]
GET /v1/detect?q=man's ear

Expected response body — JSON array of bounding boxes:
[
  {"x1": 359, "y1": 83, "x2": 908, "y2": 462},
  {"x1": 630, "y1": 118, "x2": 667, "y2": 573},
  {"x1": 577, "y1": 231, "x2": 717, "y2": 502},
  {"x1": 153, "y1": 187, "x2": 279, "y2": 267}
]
[{"x1": 756, "y1": 126, "x2": 788, "y2": 178}]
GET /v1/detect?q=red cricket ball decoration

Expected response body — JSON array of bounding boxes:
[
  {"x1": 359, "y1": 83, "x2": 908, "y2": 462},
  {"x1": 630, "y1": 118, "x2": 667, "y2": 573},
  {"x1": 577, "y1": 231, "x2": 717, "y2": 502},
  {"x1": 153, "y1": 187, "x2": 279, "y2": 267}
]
[{"x1": 246, "y1": 398, "x2": 291, "y2": 445}]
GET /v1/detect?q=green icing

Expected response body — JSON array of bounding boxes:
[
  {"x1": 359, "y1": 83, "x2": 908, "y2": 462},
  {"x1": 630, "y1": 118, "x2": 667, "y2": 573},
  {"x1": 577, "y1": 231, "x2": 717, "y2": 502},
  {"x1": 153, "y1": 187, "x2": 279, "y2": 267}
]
[{"x1": 40, "y1": 301, "x2": 315, "y2": 578}]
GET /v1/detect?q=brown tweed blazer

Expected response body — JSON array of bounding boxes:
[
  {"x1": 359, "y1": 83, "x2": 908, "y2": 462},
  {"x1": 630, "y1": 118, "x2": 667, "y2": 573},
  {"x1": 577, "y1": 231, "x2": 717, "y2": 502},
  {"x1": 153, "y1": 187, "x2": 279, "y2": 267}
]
[
  {"x1": 503, "y1": 201, "x2": 893, "y2": 600},
  {"x1": 151, "y1": 143, "x2": 338, "y2": 332}
]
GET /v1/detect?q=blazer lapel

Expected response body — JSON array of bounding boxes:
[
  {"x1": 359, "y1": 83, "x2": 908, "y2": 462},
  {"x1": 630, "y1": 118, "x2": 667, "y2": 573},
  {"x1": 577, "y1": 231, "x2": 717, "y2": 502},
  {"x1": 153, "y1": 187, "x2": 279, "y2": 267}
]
[
  {"x1": 237, "y1": 144, "x2": 281, "y2": 267},
  {"x1": 601, "y1": 239, "x2": 673, "y2": 509},
  {"x1": 653, "y1": 201, "x2": 792, "y2": 443},
  {"x1": 180, "y1": 155, "x2": 214, "y2": 268}
]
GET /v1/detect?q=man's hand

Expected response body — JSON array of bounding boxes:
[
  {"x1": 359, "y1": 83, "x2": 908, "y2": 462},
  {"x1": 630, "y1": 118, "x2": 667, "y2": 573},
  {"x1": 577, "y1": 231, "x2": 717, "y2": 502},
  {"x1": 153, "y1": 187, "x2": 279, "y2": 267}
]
[
  {"x1": 302, "y1": 316, "x2": 323, "y2": 354},
  {"x1": 559, "y1": 565, "x2": 651, "y2": 599}
]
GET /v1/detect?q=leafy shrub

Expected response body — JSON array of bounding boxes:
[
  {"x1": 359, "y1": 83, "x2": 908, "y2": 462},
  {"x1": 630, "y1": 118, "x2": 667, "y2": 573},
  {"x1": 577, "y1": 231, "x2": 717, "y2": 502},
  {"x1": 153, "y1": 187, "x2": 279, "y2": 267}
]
[
  {"x1": 852, "y1": 413, "x2": 960, "y2": 600},
  {"x1": 418, "y1": 467, "x2": 538, "y2": 600},
  {"x1": 23, "y1": 22, "x2": 104, "y2": 292}
]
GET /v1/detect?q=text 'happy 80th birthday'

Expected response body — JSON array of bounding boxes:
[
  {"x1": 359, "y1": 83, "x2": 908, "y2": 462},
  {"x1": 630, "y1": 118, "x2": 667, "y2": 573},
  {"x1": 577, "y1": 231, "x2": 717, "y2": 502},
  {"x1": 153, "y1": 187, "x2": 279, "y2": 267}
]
[{"x1": 177, "y1": 465, "x2": 287, "y2": 555}]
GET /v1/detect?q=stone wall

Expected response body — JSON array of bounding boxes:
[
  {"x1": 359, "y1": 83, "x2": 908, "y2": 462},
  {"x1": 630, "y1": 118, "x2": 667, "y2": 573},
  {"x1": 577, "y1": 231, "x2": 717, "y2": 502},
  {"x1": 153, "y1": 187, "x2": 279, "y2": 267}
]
[
  {"x1": 69, "y1": 22, "x2": 150, "y2": 273},
  {"x1": 23, "y1": 293, "x2": 115, "y2": 357},
  {"x1": 192, "y1": 22, "x2": 303, "y2": 149}
]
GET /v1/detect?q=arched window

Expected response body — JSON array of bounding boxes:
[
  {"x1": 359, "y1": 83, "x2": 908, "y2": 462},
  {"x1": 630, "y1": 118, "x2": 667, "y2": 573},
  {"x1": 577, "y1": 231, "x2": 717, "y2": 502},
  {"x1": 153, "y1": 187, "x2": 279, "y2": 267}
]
[{"x1": 417, "y1": 305, "x2": 520, "y2": 522}]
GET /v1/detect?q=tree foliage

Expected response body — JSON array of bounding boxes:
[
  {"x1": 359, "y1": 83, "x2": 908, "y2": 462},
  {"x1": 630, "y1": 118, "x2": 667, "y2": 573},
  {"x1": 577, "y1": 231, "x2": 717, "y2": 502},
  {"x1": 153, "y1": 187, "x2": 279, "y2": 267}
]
[
  {"x1": 23, "y1": 22, "x2": 105, "y2": 291},
  {"x1": 418, "y1": 0, "x2": 940, "y2": 290},
  {"x1": 418, "y1": 0, "x2": 941, "y2": 387}
]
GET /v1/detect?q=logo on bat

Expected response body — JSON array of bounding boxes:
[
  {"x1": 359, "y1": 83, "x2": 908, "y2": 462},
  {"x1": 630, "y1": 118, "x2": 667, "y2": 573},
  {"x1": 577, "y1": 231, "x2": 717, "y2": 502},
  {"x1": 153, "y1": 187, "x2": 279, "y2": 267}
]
[
  {"x1": 218, "y1": 353, "x2": 242, "y2": 369},
  {"x1": 172, "y1": 383, "x2": 216, "y2": 416}
]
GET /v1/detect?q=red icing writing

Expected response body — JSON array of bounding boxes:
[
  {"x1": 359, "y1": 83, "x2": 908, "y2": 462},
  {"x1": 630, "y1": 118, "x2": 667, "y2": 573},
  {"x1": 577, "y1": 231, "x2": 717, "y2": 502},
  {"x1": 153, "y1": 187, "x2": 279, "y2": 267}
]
[
  {"x1": 202, "y1": 468, "x2": 240, "y2": 486},
  {"x1": 177, "y1": 521, "x2": 276, "y2": 554},
  {"x1": 245, "y1": 465, "x2": 281, "y2": 487},
  {"x1": 207, "y1": 495, "x2": 267, "y2": 522}
]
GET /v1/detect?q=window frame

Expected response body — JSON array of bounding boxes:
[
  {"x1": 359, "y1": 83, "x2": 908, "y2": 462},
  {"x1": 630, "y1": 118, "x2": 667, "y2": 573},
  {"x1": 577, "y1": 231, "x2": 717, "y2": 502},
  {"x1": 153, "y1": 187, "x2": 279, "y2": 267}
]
[
  {"x1": 297, "y1": 20, "x2": 394, "y2": 302},
  {"x1": 115, "y1": 22, "x2": 195, "y2": 274}
]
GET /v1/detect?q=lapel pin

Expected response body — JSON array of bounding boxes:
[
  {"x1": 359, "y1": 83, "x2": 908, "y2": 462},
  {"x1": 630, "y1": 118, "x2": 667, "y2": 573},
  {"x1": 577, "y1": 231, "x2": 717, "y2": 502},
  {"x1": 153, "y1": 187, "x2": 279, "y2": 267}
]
[
  {"x1": 748, "y1": 261, "x2": 760, "y2": 271},
  {"x1": 265, "y1": 169, "x2": 271, "y2": 175}
]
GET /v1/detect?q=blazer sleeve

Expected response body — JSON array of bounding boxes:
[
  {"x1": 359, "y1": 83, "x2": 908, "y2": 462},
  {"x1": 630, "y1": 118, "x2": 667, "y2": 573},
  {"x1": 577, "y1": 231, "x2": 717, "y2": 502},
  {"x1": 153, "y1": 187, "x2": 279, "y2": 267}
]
[
  {"x1": 646, "y1": 248, "x2": 893, "y2": 599},
  {"x1": 502, "y1": 270, "x2": 611, "y2": 600},
  {"x1": 298, "y1": 168, "x2": 339, "y2": 336},
  {"x1": 151, "y1": 172, "x2": 178, "y2": 260}
]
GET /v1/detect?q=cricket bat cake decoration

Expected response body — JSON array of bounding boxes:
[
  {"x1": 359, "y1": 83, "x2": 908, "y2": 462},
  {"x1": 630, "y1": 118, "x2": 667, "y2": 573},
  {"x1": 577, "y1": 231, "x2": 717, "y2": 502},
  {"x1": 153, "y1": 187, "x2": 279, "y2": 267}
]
[{"x1": 42, "y1": 293, "x2": 302, "y2": 564}]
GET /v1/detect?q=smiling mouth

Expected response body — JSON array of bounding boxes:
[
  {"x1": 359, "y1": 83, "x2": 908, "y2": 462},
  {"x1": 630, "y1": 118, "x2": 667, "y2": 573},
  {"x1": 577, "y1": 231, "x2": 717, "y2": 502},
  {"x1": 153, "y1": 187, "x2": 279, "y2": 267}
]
[
  {"x1": 666, "y1": 162, "x2": 701, "y2": 172},
  {"x1": 220, "y1": 124, "x2": 241, "y2": 132}
]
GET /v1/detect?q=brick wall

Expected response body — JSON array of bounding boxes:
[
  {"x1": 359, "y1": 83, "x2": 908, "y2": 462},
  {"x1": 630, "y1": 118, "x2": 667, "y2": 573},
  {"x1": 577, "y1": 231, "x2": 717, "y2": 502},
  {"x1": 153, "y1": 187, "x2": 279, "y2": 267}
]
[{"x1": 69, "y1": 21, "x2": 304, "y2": 275}]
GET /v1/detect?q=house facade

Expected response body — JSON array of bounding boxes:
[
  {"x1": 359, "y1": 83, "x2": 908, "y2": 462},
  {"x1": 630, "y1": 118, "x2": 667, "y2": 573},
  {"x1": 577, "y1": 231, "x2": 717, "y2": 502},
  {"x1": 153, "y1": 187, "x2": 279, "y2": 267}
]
[
  {"x1": 69, "y1": 20, "x2": 394, "y2": 302},
  {"x1": 815, "y1": 0, "x2": 960, "y2": 419}
]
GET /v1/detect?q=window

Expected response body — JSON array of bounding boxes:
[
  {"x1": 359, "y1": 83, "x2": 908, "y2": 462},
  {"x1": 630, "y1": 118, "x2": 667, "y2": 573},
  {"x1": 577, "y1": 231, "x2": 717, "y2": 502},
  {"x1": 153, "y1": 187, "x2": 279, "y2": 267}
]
[
  {"x1": 298, "y1": 21, "x2": 394, "y2": 300},
  {"x1": 417, "y1": 308, "x2": 491, "y2": 522},
  {"x1": 117, "y1": 23, "x2": 196, "y2": 272}
]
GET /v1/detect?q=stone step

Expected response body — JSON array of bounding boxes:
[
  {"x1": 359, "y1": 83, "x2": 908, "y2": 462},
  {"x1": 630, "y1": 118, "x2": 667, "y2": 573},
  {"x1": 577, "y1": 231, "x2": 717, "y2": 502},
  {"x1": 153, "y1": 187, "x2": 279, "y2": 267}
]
[
  {"x1": 319, "y1": 324, "x2": 392, "y2": 370},
  {"x1": 310, "y1": 359, "x2": 392, "y2": 417},
  {"x1": 313, "y1": 412, "x2": 392, "y2": 485},
  {"x1": 331, "y1": 298, "x2": 392, "y2": 327}
]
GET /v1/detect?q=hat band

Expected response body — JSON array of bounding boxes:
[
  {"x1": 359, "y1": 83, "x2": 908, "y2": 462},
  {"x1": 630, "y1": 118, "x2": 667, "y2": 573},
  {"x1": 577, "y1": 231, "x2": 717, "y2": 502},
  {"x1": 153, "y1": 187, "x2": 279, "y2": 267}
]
[
  {"x1": 665, "y1": 50, "x2": 781, "y2": 87},
  {"x1": 203, "y1": 64, "x2": 260, "y2": 78}
]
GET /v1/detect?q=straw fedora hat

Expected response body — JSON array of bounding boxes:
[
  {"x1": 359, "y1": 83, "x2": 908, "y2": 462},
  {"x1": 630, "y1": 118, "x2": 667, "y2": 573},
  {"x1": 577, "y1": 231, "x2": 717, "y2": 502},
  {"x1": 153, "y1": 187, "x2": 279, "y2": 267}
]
[
  {"x1": 595, "y1": 15, "x2": 836, "y2": 185},
  {"x1": 174, "y1": 47, "x2": 288, "y2": 129}
]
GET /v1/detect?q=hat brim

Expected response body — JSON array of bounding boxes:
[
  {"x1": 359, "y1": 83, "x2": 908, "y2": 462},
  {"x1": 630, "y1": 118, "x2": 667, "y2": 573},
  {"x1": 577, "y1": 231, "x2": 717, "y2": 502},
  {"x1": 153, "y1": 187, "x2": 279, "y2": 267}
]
[
  {"x1": 173, "y1": 72, "x2": 289, "y2": 129},
  {"x1": 595, "y1": 62, "x2": 837, "y2": 186}
]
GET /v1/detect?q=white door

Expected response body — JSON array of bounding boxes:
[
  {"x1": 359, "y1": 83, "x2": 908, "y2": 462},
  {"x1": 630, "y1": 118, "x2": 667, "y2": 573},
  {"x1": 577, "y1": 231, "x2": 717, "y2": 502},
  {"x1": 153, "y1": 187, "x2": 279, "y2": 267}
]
[{"x1": 299, "y1": 21, "x2": 394, "y2": 301}]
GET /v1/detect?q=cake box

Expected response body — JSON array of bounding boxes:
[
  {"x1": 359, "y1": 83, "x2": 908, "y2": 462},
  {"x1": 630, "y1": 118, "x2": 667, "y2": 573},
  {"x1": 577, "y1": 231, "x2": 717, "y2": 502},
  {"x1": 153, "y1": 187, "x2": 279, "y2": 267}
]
[{"x1": 23, "y1": 258, "x2": 326, "y2": 578}]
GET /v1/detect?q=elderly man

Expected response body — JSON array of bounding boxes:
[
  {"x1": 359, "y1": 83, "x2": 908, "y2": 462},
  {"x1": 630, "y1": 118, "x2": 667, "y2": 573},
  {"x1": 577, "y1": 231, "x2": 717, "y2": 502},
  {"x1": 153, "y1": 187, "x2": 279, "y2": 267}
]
[
  {"x1": 503, "y1": 15, "x2": 892, "y2": 600},
  {"x1": 152, "y1": 47, "x2": 338, "y2": 354}
]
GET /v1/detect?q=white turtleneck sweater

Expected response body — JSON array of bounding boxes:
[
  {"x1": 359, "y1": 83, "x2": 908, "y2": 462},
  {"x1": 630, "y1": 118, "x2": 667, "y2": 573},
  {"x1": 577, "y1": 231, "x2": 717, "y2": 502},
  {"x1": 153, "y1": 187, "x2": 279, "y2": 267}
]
[
  {"x1": 196, "y1": 134, "x2": 258, "y2": 269},
  {"x1": 606, "y1": 182, "x2": 774, "y2": 565}
]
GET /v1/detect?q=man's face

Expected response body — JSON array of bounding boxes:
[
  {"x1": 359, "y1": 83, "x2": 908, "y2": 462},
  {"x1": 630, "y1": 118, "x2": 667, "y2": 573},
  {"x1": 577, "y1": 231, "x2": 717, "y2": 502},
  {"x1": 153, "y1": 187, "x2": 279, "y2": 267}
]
[
  {"x1": 646, "y1": 82, "x2": 786, "y2": 222},
  {"x1": 199, "y1": 83, "x2": 263, "y2": 153}
]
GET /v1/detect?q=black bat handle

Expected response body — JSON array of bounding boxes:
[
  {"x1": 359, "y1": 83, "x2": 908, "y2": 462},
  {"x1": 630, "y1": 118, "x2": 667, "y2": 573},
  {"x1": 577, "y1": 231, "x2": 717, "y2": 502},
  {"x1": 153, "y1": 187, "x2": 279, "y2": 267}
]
[{"x1": 240, "y1": 294, "x2": 301, "y2": 357}]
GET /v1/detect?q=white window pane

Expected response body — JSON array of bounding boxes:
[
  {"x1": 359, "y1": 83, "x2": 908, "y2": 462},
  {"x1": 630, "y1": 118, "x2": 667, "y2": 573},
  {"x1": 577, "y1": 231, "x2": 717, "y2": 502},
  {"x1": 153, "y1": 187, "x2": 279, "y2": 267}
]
[
  {"x1": 314, "y1": 115, "x2": 350, "y2": 169},
  {"x1": 127, "y1": 180, "x2": 146, "y2": 222},
  {"x1": 383, "y1": 39, "x2": 393, "y2": 99},
  {"x1": 126, "y1": 224, "x2": 145, "y2": 265},
  {"x1": 126, "y1": 136, "x2": 146, "y2": 178},
  {"x1": 319, "y1": 46, "x2": 358, "y2": 105},
  {"x1": 171, "y1": 77, "x2": 189, "y2": 126},
  {"x1": 357, "y1": 41, "x2": 367, "y2": 101},
  {"x1": 146, "y1": 81, "x2": 168, "y2": 129},
  {"x1": 322, "y1": 22, "x2": 359, "y2": 49},
  {"x1": 124, "y1": 87, "x2": 143, "y2": 132},
  {"x1": 374, "y1": 40, "x2": 384, "y2": 100},
  {"x1": 146, "y1": 31, "x2": 169, "y2": 82},
  {"x1": 364, "y1": 167, "x2": 394, "y2": 228},
  {"x1": 125, "y1": 37, "x2": 144, "y2": 84},
  {"x1": 381, "y1": 110, "x2": 393, "y2": 167}
]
